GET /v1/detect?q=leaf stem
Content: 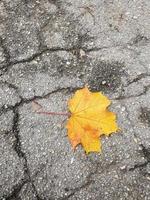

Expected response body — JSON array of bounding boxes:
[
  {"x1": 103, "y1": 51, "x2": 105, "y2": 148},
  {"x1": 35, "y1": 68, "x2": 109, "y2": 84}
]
[{"x1": 36, "y1": 111, "x2": 70, "y2": 117}]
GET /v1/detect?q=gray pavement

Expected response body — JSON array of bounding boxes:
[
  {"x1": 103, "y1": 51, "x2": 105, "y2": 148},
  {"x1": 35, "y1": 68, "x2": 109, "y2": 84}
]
[{"x1": 0, "y1": 0, "x2": 150, "y2": 199}]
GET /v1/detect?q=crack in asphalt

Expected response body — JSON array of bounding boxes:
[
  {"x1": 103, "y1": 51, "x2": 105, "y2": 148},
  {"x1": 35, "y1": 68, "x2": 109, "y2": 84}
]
[
  {"x1": 129, "y1": 144, "x2": 150, "y2": 172},
  {"x1": 0, "y1": 86, "x2": 82, "y2": 116},
  {"x1": 5, "y1": 180, "x2": 27, "y2": 200},
  {"x1": 0, "y1": 37, "x2": 11, "y2": 67},
  {"x1": 1, "y1": 38, "x2": 149, "y2": 77},
  {"x1": 59, "y1": 163, "x2": 98, "y2": 200},
  {"x1": 4, "y1": 107, "x2": 43, "y2": 200},
  {"x1": 0, "y1": 80, "x2": 19, "y2": 92},
  {"x1": 114, "y1": 84, "x2": 150, "y2": 101},
  {"x1": 0, "y1": 47, "x2": 81, "y2": 76},
  {"x1": 60, "y1": 159, "x2": 121, "y2": 199},
  {"x1": 124, "y1": 106, "x2": 150, "y2": 173},
  {"x1": 111, "y1": 72, "x2": 150, "y2": 101},
  {"x1": 126, "y1": 73, "x2": 150, "y2": 85}
]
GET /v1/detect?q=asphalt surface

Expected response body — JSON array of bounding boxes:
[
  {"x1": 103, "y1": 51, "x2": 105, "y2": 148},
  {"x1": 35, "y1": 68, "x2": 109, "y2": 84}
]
[{"x1": 0, "y1": 0, "x2": 150, "y2": 199}]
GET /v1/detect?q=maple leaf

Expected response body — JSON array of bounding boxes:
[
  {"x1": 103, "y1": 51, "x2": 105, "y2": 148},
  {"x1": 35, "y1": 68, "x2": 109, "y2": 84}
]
[{"x1": 66, "y1": 87, "x2": 119, "y2": 153}]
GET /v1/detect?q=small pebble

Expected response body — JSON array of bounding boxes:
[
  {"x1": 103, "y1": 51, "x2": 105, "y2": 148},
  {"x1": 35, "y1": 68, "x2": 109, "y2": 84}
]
[
  {"x1": 120, "y1": 165, "x2": 126, "y2": 170},
  {"x1": 66, "y1": 61, "x2": 70, "y2": 65},
  {"x1": 121, "y1": 107, "x2": 126, "y2": 112},
  {"x1": 102, "y1": 80, "x2": 106, "y2": 85}
]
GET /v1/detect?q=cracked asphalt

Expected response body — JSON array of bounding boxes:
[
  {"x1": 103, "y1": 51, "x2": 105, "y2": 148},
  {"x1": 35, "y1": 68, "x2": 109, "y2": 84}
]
[{"x1": 0, "y1": 0, "x2": 150, "y2": 199}]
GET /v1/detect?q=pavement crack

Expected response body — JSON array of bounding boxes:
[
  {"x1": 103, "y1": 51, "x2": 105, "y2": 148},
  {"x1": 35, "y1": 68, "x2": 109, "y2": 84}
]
[
  {"x1": 140, "y1": 144, "x2": 150, "y2": 163},
  {"x1": 130, "y1": 34, "x2": 150, "y2": 46},
  {"x1": 126, "y1": 73, "x2": 150, "y2": 86},
  {"x1": 11, "y1": 107, "x2": 42, "y2": 200},
  {"x1": 0, "y1": 42, "x2": 143, "y2": 76},
  {"x1": 129, "y1": 161, "x2": 149, "y2": 171},
  {"x1": 125, "y1": 106, "x2": 150, "y2": 173},
  {"x1": 60, "y1": 162, "x2": 99, "y2": 200},
  {"x1": 1, "y1": 42, "x2": 149, "y2": 77},
  {"x1": 0, "y1": 86, "x2": 81, "y2": 115},
  {"x1": 114, "y1": 84, "x2": 150, "y2": 101},
  {"x1": 0, "y1": 48, "x2": 71, "y2": 75},
  {"x1": 12, "y1": 108, "x2": 24, "y2": 158},
  {"x1": 5, "y1": 180, "x2": 27, "y2": 200},
  {"x1": 129, "y1": 144, "x2": 150, "y2": 172},
  {"x1": 65, "y1": 180, "x2": 94, "y2": 200},
  {"x1": 0, "y1": 46, "x2": 88, "y2": 75},
  {"x1": 0, "y1": 80, "x2": 19, "y2": 90},
  {"x1": 0, "y1": 36, "x2": 11, "y2": 67},
  {"x1": 20, "y1": 86, "x2": 80, "y2": 102}
]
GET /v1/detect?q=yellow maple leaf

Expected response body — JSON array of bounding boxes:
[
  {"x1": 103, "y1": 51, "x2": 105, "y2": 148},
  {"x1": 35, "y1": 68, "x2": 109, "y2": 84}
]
[{"x1": 66, "y1": 87, "x2": 119, "y2": 153}]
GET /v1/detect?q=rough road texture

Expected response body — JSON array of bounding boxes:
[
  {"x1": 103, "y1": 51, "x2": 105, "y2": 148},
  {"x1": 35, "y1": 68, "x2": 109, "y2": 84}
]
[{"x1": 0, "y1": 0, "x2": 150, "y2": 199}]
